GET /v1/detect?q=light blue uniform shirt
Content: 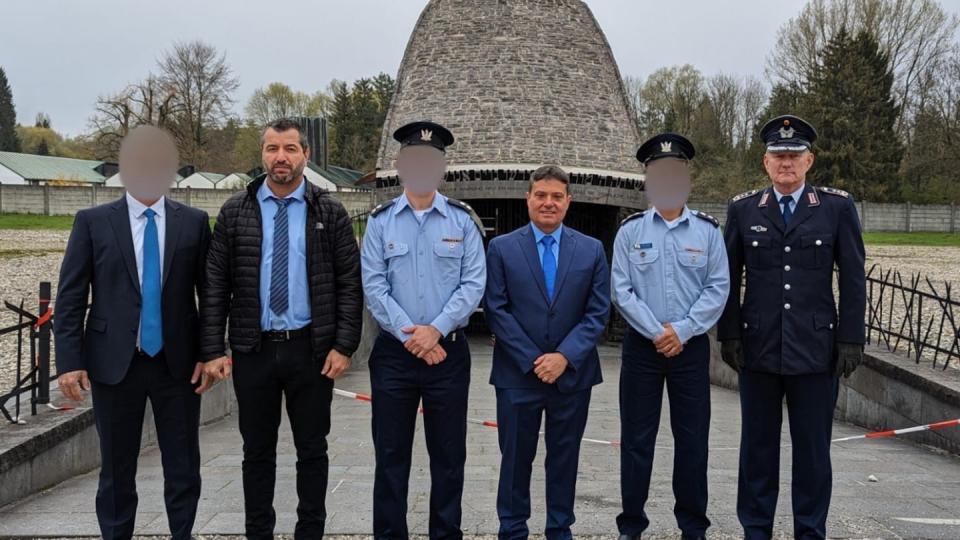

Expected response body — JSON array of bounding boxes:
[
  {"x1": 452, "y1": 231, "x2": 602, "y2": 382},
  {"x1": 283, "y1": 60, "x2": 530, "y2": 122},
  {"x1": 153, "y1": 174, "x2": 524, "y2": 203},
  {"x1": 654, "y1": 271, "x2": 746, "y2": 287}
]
[
  {"x1": 361, "y1": 192, "x2": 486, "y2": 342},
  {"x1": 611, "y1": 207, "x2": 730, "y2": 344},
  {"x1": 530, "y1": 222, "x2": 562, "y2": 265},
  {"x1": 257, "y1": 179, "x2": 311, "y2": 331}
]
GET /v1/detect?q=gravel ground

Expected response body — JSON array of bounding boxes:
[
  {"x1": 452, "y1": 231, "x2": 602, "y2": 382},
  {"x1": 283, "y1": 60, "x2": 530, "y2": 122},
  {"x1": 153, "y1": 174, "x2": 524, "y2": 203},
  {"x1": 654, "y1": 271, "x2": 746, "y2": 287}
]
[{"x1": 2, "y1": 231, "x2": 959, "y2": 391}]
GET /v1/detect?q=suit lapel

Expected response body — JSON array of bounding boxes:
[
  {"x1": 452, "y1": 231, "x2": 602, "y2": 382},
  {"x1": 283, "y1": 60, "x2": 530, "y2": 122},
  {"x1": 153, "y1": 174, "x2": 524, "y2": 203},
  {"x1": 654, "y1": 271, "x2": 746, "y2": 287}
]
[
  {"x1": 551, "y1": 227, "x2": 577, "y2": 306},
  {"x1": 760, "y1": 187, "x2": 786, "y2": 234},
  {"x1": 162, "y1": 198, "x2": 182, "y2": 289},
  {"x1": 109, "y1": 197, "x2": 141, "y2": 296},
  {"x1": 785, "y1": 185, "x2": 816, "y2": 235},
  {"x1": 517, "y1": 226, "x2": 550, "y2": 304}
]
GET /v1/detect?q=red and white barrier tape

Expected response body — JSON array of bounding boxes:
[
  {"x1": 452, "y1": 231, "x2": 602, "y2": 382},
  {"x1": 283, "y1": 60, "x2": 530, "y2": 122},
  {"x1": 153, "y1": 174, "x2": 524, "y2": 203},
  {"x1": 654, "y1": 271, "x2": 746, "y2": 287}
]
[{"x1": 333, "y1": 388, "x2": 958, "y2": 449}]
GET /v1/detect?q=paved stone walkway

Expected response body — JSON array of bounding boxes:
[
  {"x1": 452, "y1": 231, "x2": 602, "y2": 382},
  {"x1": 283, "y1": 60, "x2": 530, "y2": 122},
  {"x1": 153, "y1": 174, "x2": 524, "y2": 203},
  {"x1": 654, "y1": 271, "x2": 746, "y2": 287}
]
[{"x1": 2, "y1": 340, "x2": 960, "y2": 539}]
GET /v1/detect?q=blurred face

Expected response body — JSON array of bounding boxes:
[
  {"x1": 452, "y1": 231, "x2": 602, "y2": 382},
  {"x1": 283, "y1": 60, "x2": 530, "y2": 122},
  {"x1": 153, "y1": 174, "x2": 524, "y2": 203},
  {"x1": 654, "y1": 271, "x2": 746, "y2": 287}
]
[
  {"x1": 119, "y1": 126, "x2": 178, "y2": 202},
  {"x1": 397, "y1": 145, "x2": 446, "y2": 196},
  {"x1": 763, "y1": 150, "x2": 814, "y2": 193},
  {"x1": 526, "y1": 178, "x2": 571, "y2": 233},
  {"x1": 261, "y1": 128, "x2": 309, "y2": 185},
  {"x1": 644, "y1": 157, "x2": 691, "y2": 212}
]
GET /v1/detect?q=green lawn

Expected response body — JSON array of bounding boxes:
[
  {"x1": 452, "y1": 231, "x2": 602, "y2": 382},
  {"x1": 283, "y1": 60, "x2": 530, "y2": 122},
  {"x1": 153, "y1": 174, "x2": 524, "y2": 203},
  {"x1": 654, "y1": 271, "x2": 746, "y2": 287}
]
[
  {"x1": 0, "y1": 213, "x2": 75, "y2": 230},
  {"x1": 862, "y1": 231, "x2": 960, "y2": 246}
]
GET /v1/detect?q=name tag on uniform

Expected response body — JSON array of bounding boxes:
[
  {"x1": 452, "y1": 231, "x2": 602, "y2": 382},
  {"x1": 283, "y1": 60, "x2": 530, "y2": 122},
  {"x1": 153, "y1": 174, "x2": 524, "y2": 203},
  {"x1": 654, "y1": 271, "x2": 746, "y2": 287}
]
[
  {"x1": 634, "y1": 242, "x2": 653, "y2": 250},
  {"x1": 684, "y1": 247, "x2": 704, "y2": 253},
  {"x1": 441, "y1": 237, "x2": 463, "y2": 244}
]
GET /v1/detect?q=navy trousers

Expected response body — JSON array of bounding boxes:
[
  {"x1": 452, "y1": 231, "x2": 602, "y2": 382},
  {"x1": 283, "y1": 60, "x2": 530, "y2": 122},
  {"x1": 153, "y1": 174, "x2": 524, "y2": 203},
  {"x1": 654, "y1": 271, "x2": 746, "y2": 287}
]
[
  {"x1": 495, "y1": 384, "x2": 592, "y2": 540},
  {"x1": 369, "y1": 330, "x2": 471, "y2": 540},
  {"x1": 91, "y1": 351, "x2": 201, "y2": 540},
  {"x1": 616, "y1": 329, "x2": 711, "y2": 538},
  {"x1": 737, "y1": 369, "x2": 838, "y2": 540}
]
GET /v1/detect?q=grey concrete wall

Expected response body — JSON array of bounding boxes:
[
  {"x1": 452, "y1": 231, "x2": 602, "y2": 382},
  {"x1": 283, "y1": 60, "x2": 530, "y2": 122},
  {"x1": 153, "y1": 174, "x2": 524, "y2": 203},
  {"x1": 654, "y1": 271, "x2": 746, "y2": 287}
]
[
  {"x1": 0, "y1": 185, "x2": 375, "y2": 218},
  {"x1": 689, "y1": 199, "x2": 960, "y2": 233},
  {"x1": 709, "y1": 343, "x2": 960, "y2": 455}
]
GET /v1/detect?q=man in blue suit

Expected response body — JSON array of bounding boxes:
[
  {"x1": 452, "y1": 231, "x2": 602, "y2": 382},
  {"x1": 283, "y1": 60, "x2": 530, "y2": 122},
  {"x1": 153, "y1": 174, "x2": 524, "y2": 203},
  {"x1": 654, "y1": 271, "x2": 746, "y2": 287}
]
[{"x1": 484, "y1": 165, "x2": 611, "y2": 540}]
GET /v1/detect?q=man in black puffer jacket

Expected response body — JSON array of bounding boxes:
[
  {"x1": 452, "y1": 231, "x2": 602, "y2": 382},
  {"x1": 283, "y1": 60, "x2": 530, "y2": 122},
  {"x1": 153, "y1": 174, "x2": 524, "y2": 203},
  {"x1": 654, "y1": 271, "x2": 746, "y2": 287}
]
[{"x1": 200, "y1": 118, "x2": 363, "y2": 539}]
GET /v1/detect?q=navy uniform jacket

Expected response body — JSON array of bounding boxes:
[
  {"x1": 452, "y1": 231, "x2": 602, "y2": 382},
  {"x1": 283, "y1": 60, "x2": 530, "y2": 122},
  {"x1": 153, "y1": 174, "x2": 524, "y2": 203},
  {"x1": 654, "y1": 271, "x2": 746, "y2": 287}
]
[{"x1": 717, "y1": 185, "x2": 866, "y2": 375}]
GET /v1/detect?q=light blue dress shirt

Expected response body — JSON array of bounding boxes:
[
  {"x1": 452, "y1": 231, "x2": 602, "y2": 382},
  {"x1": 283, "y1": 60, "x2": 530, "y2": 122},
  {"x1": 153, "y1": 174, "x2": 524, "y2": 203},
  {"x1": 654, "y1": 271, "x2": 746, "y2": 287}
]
[
  {"x1": 257, "y1": 179, "x2": 311, "y2": 330},
  {"x1": 530, "y1": 222, "x2": 562, "y2": 265},
  {"x1": 361, "y1": 192, "x2": 486, "y2": 342},
  {"x1": 774, "y1": 183, "x2": 805, "y2": 214},
  {"x1": 611, "y1": 207, "x2": 730, "y2": 344}
]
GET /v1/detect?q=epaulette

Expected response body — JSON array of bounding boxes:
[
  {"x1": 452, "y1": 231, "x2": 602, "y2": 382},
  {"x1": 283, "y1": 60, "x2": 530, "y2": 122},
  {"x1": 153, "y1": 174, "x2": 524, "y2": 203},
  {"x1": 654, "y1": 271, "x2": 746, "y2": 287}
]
[
  {"x1": 692, "y1": 210, "x2": 720, "y2": 228},
  {"x1": 370, "y1": 199, "x2": 395, "y2": 217},
  {"x1": 447, "y1": 198, "x2": 487, "y2": 237},
  {"x1": 620, "y1": 211, "x2": 645, "y2": 226},
  {"x1": 817, "y1": 186, "x2": 850, "y2": 198},
  {"x1": 731, "y1": 188, "x2": 763, "y2": 203}
]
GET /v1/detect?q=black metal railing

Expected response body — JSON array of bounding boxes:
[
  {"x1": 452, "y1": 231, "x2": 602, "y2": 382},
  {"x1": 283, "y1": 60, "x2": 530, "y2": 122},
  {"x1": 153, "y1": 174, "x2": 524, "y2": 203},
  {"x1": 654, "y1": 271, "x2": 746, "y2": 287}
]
[
  {"x1": 0, "y1": 282, "x2": 53, "y2": 424},
  {"x1": 866, "y1": 265, "x2": 960, "y2": 371}
]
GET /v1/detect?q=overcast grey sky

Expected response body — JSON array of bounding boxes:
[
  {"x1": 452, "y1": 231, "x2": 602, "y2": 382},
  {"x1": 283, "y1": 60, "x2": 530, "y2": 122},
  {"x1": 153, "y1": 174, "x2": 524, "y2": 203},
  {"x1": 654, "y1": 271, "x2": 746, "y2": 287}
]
[{"x1": 4, "y1": 0, "x2": 960, "y2": 136}]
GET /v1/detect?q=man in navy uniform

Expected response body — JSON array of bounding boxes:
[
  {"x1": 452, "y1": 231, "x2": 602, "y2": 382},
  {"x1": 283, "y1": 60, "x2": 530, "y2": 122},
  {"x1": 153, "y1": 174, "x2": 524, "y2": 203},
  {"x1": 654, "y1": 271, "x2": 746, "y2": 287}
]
[
  {"x1": 485, "y1": 165, "x2": 611, "y2": 540},
  {"x1": 361, "y1": 120, "x2": 487, "y2": 540},
  {"x1": 612, "y1": 133, "x2": 729, "y2": 540},
  {"x1": 718, "y1": 115, "x2": 866, "y2": 540}
]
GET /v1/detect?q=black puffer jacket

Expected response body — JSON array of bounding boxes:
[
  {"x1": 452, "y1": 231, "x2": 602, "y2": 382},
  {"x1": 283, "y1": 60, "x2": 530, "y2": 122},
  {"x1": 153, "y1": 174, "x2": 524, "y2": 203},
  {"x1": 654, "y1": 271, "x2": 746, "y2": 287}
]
[{"x1": 200, "y1": 176, "x2": 363, "y2": 361}]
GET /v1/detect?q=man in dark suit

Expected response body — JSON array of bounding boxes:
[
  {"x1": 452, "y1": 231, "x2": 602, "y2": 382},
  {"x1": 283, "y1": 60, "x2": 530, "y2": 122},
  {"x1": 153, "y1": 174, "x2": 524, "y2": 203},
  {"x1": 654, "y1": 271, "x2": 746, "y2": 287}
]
[
  {"x1": 718, "y1": 115, "x2": 866, "y2": 540},
  {"x1": 55, "y1": 125, "x2": 212, "y2": 540},
  {"x1": 484, "y1": 165, "x2": 611, "y2": 540}
]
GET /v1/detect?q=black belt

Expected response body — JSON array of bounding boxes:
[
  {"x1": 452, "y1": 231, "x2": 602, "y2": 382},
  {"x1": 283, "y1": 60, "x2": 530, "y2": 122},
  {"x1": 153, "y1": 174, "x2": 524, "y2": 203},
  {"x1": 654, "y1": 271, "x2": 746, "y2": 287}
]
[{"x1": 261, "y1": 327, "x2": 310, "y2": 342}]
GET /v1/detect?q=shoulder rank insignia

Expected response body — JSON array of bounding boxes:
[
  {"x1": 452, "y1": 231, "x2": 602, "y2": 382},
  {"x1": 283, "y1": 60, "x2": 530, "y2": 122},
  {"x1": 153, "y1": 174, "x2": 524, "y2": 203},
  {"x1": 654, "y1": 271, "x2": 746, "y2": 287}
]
[
  {"x1": 446, "y1": 198, "x2": 487, "y2": 237},
  {"x1": 817, "y1": 186, "x2": 850, "y2": 198},
  {"x1": 692, "y1": 210, "x2": 720, "y2": 227},
  {"x1": 620, "y1": 211, "x2": 645, "y2": 226},
  {"x1": 370, "y1": 199, "x2": 396, "y2": 217},
  {"x1": 731, "y1": 188, "x2": 762, "y2": 203}
]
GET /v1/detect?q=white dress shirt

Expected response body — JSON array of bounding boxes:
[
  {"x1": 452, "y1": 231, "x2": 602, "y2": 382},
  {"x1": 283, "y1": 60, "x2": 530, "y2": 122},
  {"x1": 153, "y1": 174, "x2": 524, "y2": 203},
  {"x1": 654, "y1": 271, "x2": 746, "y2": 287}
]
[{"x1": 125, "y1": 192, "x2": 166, "y2": 346}]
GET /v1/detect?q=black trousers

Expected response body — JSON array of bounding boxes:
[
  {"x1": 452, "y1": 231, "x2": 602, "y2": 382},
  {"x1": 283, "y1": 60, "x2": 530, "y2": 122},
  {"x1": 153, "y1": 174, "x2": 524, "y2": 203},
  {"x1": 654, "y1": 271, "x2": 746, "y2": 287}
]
[
  {"x1": 369, "y1": 330, "x2": 470, "y2": 540},
  {"x1": 737, "y1": 370, "x2": 838, "y2": 540},
  {"x1": 232, "y1": 334, "x2": 333, "y2": 540},
  {"x1": 617, "y1": 330, "x2": 711, "y2": 538},
  {"x1": 91, "y1": 350, "x2": 201, "y2": 540}
]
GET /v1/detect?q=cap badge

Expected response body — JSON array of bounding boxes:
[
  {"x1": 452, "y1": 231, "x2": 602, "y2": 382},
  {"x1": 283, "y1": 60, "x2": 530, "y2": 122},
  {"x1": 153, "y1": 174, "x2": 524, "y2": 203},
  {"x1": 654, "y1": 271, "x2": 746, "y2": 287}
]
[
  {"x1": 420, "y1": 129, "x2": 433, "y2": 142},
  {"x1": 779, "y1": 126, "x2": 795, "y2": 139},
  {"x1": 660, "y1": 141, "x2": 672, "y2": 153}
]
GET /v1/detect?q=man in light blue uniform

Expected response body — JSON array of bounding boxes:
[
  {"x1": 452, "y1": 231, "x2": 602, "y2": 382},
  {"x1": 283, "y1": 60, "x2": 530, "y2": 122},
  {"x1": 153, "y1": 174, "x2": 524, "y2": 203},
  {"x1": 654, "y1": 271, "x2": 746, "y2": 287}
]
[
  {"x1": 611, "y1": 133, "x2": 730, "y2": 540},
  {"x1": 361, "y1": 120, "x2": 486, "y2": 540}
]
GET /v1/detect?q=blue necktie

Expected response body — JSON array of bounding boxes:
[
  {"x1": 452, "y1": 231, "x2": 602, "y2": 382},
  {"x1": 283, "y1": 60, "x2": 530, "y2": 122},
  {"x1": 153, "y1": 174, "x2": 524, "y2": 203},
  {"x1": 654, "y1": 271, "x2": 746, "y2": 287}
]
[
  {"x1": 541, "y1": 235, "x2": 557, "y2": 300},
  {"x1": 781, "y1": 197, "x2": 794, "y2": 225},
  {"x1": 269, "y1": 197, "x2": 291, "y2": 316},
  {"x1": 140, "y1": 208, "x2": 163, "y2": 356}
]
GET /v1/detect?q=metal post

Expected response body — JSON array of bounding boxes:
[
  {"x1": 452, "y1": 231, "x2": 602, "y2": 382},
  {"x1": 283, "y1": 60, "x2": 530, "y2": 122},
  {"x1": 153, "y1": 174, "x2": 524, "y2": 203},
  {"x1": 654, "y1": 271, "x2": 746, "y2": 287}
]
[{"x1": 36, "y1": 282, "x2": 51, "y2": 405}]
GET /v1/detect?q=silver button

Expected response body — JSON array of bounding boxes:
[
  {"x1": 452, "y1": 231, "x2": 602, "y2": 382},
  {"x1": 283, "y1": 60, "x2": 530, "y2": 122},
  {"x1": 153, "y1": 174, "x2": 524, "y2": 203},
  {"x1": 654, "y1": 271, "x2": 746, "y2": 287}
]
[
  {"x1": 784, "y1": 284, "x2": 791, "y2": 290},
  {"x1": 815, "y1": 239, "x2": 823, "y2": 246},
  {"x1": 784, "y1": 303, "x2": 791, "y2": 310},
  {"x1": 784, "y1": 265, "x2": 791, "y2": 271},
  {"x1": 829, "y1": 323, "x2": 834, "y2": 329},
  {"x1": 751, "y1": 240, "x2": 759, "y2": 247},
  {"x1": 743, "y1": 322, "x2": 748, "y2": 329},
  {"x1": 784, "y1": 246, "x2": 791, "y2": 253}
]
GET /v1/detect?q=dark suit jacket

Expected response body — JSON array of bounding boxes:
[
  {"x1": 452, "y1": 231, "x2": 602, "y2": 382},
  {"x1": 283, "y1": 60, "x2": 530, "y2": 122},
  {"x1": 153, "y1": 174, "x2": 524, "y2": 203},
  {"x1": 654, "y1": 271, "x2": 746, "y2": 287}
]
[
  {"x1": 484, "y1": 224, "x2": 611, "y2": 394},
  {"x1": 55, "y1": 197, "x2": 211, "y2": 385},
  {"x1": 718, "y1": 185, "x2": 866, "y2": 374}
]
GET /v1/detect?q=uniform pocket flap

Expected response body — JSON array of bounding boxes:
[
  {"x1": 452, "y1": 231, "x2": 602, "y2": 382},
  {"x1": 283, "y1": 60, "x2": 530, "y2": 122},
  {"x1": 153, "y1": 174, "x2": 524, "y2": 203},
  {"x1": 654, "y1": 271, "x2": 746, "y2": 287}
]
[
  {"x1": 801, "y1": 234, "x2": 833, "y2": 248},
  {"x1": 628, "y1": 247, "x2": 660, "y2": 265},
  {"x1": 814, "y1": 312, "x2": 837, "y2": 330},
  {"x1": 383, "y1": 241, "x2": 409, "y2": 258},
  {"x1": 433, "y1": 241, "x2": 464, "y2": 258},
  {"x1": 745, "y1": 235, "x2": 771, "y2": 248}
]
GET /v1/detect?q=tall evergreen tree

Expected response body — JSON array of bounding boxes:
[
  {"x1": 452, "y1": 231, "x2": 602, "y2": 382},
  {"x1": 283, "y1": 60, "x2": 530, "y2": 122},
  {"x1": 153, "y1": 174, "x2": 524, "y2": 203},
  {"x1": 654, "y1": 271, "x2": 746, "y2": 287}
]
[
  {"x1": 0, "y1": 67, "x2": 20, "y2": 152},
  {"x1": 805, "y1": 28, "x2": 902, "y2": 201}
]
